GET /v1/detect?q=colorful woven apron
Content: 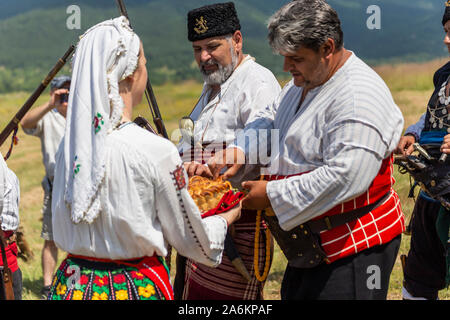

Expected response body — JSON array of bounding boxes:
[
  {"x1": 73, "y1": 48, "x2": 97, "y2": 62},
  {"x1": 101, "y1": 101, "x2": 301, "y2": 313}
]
[{"x1": 48, "y1": 254, "x2": 173, "y2": 300}]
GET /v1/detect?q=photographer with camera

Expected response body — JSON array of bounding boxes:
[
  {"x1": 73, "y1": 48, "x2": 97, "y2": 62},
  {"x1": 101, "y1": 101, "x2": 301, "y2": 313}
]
[{"x1": 20, "y1": 75, "x2": 70, "y2": 299}]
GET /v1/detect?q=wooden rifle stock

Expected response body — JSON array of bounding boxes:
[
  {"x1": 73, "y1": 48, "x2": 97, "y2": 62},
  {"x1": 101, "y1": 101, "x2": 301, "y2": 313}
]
[
  {"x1": 116, "y1": 0, "x2": 169, "y2": 139},
  {"x1": 0, "y1": 45, "x2": 75, "y2": 147}
]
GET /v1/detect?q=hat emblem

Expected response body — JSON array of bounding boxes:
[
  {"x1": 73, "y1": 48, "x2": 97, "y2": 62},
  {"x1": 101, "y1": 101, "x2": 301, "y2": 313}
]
[{"x1": 194, "y1": 16, "x2": 208, "y2": 34}]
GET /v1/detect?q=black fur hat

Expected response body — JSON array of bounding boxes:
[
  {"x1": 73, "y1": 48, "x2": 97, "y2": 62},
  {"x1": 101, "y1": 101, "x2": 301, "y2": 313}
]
[
  {"x1": 187, "y1": 2, "x2": 241, "y2": 42},
  {"x1": 443, "y1": 0, "x2": 450, "y2": 26}
]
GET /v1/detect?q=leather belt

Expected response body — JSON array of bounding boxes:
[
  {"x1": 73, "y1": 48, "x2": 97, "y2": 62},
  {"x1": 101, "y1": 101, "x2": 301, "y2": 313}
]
[{"x1": 307, "y1": 191, "x2": 391, "y2": 233}]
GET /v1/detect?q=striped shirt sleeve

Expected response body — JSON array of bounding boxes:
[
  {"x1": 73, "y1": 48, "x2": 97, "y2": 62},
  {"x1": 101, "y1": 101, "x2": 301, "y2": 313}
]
[{"x1": 267, "y1": 122, "x2": 386, "y2": 231}]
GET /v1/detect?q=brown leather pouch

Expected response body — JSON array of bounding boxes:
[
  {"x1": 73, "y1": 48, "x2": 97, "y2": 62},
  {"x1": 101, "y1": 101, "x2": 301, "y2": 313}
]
[{"x1": 263, "y1": 210, "x2": 327, "y2": 268}]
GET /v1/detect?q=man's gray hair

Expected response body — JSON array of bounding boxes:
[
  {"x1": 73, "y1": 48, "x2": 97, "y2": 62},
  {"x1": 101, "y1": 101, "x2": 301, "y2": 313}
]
[{"x1": 267, "y1": 0, "x2": 344, "y2": 54}]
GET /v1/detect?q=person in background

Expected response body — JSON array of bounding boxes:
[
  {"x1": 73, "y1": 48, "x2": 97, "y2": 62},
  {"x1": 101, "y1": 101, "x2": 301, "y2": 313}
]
[
  {"x1": 395, "y1": 1, "x2": 450, "y2": 300},
  {"x1": 20, "y1": 75, "x2": 70, "y2": 299}
]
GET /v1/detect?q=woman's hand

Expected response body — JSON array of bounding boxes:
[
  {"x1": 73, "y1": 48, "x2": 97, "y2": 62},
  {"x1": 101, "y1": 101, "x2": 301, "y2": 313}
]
[{"x1": 217, "y1": 202, "x2": 242, "y2": 226}]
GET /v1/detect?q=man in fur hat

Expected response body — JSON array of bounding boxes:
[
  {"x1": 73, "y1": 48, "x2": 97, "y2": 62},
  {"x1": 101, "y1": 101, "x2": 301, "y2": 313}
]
[{"x1": 176, "y1": 2, "x2": 281, "y2": 300}]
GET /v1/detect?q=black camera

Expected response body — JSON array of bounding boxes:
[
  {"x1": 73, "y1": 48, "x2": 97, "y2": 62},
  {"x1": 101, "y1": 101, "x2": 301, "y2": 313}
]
[{"x1": 60, "y1": 92, "x2": 69, "y2": 103}]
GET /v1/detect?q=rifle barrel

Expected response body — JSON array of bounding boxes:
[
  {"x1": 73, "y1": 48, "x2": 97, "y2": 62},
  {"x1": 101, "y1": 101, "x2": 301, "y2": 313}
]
[
  {"x1": 116, "y1": 0, "x2": 131, "y2": 26},
  {"x1": 116, "y1": 0, "x2": 168, "y2": 139},
  {"x1": 0, "y1": 45, "x2": 75, "y2": 147}
]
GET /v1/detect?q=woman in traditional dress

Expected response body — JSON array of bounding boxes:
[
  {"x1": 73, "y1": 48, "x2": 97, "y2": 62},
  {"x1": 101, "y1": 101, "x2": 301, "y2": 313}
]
[{"x1": 47, "y1": 16, "x2": 241, "y2": 301}]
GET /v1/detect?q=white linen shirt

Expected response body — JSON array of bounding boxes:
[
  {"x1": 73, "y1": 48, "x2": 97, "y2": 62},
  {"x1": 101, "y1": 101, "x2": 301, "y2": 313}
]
[
  {"x1": 0, "y1": 156, "x2": 20, "y2": 231},
  {"x1": 52, "y1": 123, "x2": 228, "y2": 266},
  {"x1": 178, "y1": 55, "x2": 281, "y2": 186},
  {"x1": 23, "y1": 109, "x2": 65, "y2": 181},
  {"x1": 234, "y1": 53, "x2": 404, "y2": 231}
]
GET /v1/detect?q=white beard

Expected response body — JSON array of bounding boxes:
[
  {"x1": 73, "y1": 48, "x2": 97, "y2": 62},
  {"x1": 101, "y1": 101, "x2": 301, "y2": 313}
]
[{"x1": 200, "y1": 47, "x2": 238, "y2": 86}]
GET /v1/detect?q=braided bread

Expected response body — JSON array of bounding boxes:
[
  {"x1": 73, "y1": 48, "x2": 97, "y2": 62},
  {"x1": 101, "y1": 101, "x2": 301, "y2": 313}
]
[{"x1": 188, "y1": 176, "x2": 233, "y2": 212}]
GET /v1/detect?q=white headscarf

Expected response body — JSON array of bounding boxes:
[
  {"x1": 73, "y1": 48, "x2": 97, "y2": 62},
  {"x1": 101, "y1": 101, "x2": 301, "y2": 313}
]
[{"x1": 63, "y1": 16, "x2": 141, "y2": 224}]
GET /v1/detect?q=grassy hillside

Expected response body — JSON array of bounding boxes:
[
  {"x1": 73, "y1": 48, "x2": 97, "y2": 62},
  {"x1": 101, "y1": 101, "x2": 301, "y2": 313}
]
[
  {"x1": 1, "y1": 57, "x2": 449, "y2": 300},
  {"x1": 0, "y1": 0, "x2": 448, "y2": 93}
]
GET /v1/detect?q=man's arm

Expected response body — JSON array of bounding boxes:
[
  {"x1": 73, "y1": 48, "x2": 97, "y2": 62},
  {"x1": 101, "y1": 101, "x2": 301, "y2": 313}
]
[
  {"x1": 404, "y1": 112, "x2": 426, "y2": 141},
  {"x1": 395, "y1": 112, "x2": 426, "y2": 156},
  {"x1": 209, "y1": 116, "x2": 275, "y2": 180},
  {"x1": 266, "y1": 122, "x2": 388, "y2": 231},
  {"x1": 20, "y1": 88, "x2": 67, "y2": 130}
]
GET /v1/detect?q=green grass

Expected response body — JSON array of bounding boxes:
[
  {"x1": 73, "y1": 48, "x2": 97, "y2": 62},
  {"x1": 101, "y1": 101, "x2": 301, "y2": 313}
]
[{"x1": 1, "y1": 58, "x2": 449, "y2": 300}]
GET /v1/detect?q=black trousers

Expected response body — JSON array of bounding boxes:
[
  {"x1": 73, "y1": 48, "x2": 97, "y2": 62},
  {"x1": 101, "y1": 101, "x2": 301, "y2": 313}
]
[
  {"x1": 281, "y1": 235, "x2": 401, "y2": 300},
  {"x1": 403, "y1": 195, "x2": 447, "y2": 300},
  {"x1": 0, "y1": 268, "x2": 22, "y2": 300}
]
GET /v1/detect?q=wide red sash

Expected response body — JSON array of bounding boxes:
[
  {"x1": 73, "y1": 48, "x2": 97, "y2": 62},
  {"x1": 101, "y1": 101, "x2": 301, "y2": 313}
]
[
  {"x1": 263, "y1": 155, "x2": 405, "y2": 263},
  {"x1": 264, "y1": 156, "x2": 394, "y2": 220}
]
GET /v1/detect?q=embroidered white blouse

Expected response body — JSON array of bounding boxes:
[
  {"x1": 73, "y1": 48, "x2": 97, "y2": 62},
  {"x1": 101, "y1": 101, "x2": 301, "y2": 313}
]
[
  {"x1": 0, "y1": 156, "x2": 20, "y2": 232},
  {"x1": 233, "y1": 53, "x2": 404, "y2": 231},
  {"x1": 52, "y1": 123, "x2": 228, "y2": 266}
]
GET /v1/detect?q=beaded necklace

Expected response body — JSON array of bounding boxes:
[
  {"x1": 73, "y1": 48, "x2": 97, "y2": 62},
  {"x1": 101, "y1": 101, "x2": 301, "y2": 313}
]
[
  {"x1": 430, "y1": 76, "x2": 450, "y2": 133},
  {"x1": 252, "y1": 175, "x2": 273, "y2": 282},
  {"x1": 254, "y1": 208, "x2": 272, "y2": 282}
]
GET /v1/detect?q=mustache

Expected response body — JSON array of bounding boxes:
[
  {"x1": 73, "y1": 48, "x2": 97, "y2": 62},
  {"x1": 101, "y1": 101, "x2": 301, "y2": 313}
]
[
  {"x1": 200, "y1": 59, "x2": 220, "y2": 74},
  {"x1": 290, "y1": 70, "x2": 302, "y2": 76}
]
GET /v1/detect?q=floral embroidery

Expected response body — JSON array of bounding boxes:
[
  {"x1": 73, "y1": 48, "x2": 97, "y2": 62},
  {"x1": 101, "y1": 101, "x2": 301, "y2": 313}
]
[
  {"x1": 115, "y1": 289, "x2": 128, "y2": 300},
  {"x1": 113, "y1": 274, "x2": 126, "y2": 284},
  {"x1": 56, "y1": 283, "x2": 67, "y2": 296},
  {"x1": 93, "y1": 113, "x2": 105, "y2": 134},
  {"x1": 138, "y1": 284, "x2": 156, "y2": 298},
  {"x1": 92, "y1": 292, "x2": 108, "y2": 300},
  {"x1": 73, "y1": 290, "x2": 84, "y2": 300},
  {"x1": 171, "y1": 165, "x2": 187, "y2": 190},
  {"x1": 131, "y1": 271, "x2": 145, "y2": 280},
  {"x1": 48, "y1": 258, "x2": 166, "y2": 300},
  {"x1": 73, "y1": 156, "x2": 81, "y2": 178},
  {"x1": 79, "y1": 274, "x2": 89, "y2": 286},
  {"x1": 93, "y1": 275, "x2": 109, "y2": 287}
]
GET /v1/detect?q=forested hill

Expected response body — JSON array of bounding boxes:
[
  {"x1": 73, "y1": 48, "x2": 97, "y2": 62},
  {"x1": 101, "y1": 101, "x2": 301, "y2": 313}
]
[{"x1": 0, "y1": 0, "x2": 447, "y2": 93}]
